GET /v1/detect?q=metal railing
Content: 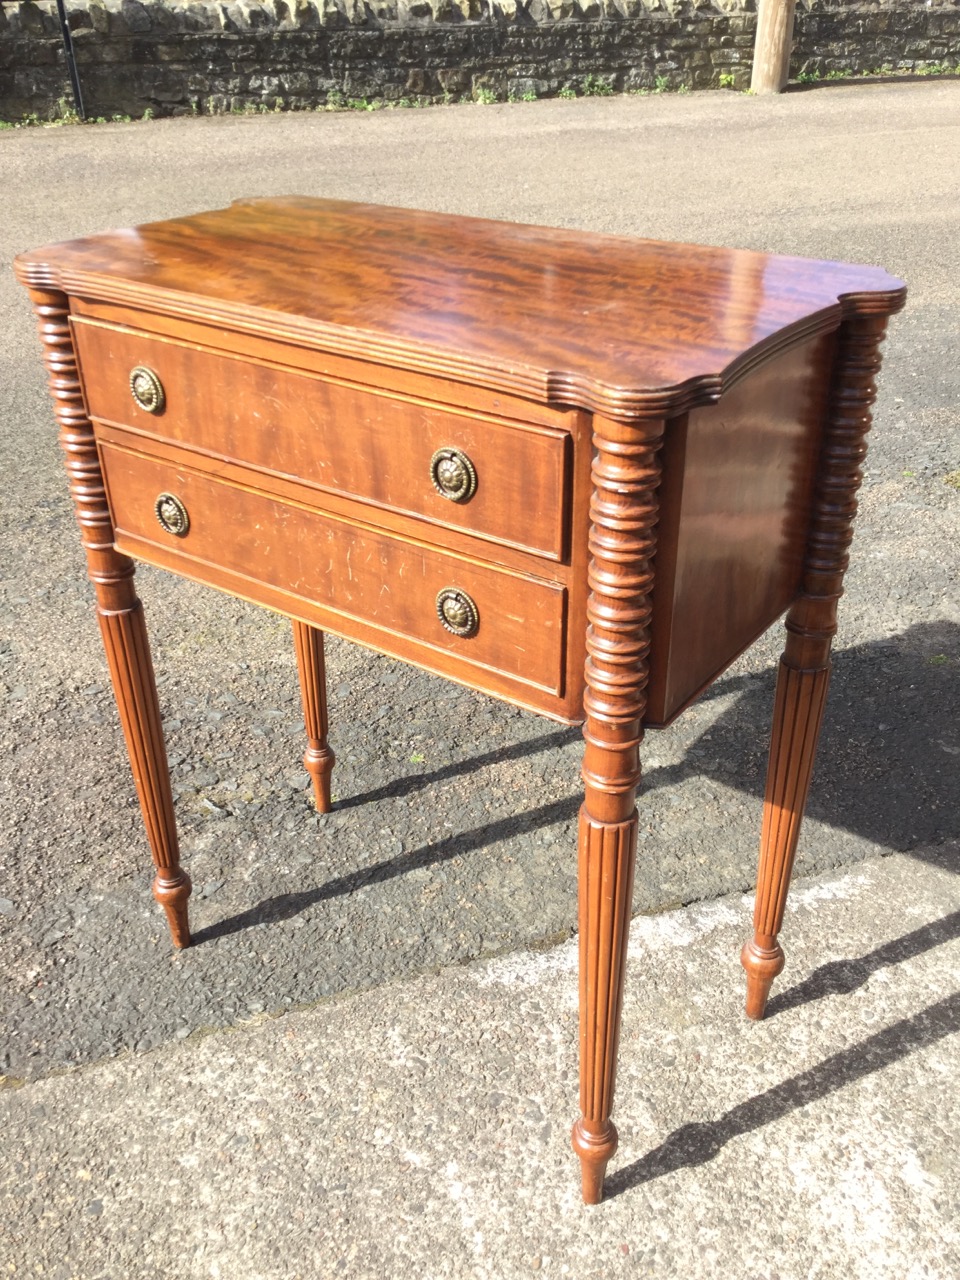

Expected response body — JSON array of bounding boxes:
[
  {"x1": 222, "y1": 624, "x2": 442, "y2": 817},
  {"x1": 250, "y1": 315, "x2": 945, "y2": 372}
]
[{"x1": 2, "y1": 0, "x2": 85, "y2": 119}]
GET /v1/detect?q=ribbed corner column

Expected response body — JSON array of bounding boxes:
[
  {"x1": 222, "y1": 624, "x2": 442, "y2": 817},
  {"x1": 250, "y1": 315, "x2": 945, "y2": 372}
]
[
  {"x1": 573, "y1": 413, "x2": 664, "y2": 1204},
  {"x1": 26, "y1": 284, "x2": 191, "y2": 949},
  {"x1": 743, "y1": 313, "x2": 890, "y2": 1017}
]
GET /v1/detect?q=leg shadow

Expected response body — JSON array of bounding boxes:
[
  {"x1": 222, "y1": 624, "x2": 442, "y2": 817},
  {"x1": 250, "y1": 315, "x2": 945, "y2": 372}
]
[
  {"x1": 191, "y1": 793, "x2": 581, "y2": 945},
  {"x1": 766, "y1": 908, "x2": 960, "y2": 1017},
  {"x1": 336, "y1": 726, "x2": 580, "y2": 811},
  {"x1": 603, "y1": 990, "x2": 960, "y2": 1198}
]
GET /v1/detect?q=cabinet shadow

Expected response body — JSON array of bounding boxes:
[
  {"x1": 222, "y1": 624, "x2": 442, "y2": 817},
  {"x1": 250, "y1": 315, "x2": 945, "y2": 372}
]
[
  {"x1": 194, "y1": 619, "x2": 957, "y2": 946},
  {"x1": 652, "y1": 619, "x2": 959, "y2": 870}
]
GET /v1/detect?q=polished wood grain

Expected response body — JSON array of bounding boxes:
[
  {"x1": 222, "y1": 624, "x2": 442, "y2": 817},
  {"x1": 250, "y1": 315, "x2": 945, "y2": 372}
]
[
  {"x1": 26, "y1": 286, "x2": 191, "y2": 948},
  {"x1": 70, "y1": 296, "x2": 577, "y2": 432},
  {"x1": 73, "y1": 316, "x2": 570, "y2": 561},
  {"x1": 292, "y1": 621, "x2": 335, "y2": 814},
  {"x1": 15, "y1": 201, "x2": 906, "y2": 1206},
  {"x1": 572, "y1": 413, "x2": 664, "y2": 1204},
  {"x1": 97, "y1": 437, "x2": 569, "y2": 706},
  {"x1": 646, "y1": 334, "x2": 836, "y2": 724},
  {"x1": 742, "y1": 313, "x2": 891, "y2": 1018},
  {"x1": 15, "y1": 197, "x2": 905, "y2": 420}
]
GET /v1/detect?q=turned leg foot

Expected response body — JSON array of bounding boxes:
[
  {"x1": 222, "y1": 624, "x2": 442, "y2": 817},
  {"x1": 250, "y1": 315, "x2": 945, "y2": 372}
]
[
  {"x1": 292, "y1": 620, "x2": 335, "y2": 814},
  {"x1": 741, "y1": 937, "x2": 785, "y2": 1020},
  {"x1": 303, "y1": 741, "x2": 335, "y2": 814},
  {"x1": 153, "y1": 869, "x2": 193, "y2": 949},
  {"x1": 571, "y1": 1118, "x2": 618, "y2": 1205}
]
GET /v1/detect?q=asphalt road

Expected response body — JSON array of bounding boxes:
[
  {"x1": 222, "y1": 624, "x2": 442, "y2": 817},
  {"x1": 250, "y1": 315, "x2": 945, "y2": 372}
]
[{"x1": 1, "y1": 81, "x2": 958, "y2": 1086}]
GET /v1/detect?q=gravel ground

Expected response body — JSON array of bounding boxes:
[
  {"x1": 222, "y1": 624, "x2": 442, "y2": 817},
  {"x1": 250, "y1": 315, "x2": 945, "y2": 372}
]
[{"x1": 1, "y1": 80, "x2": 958, "y2": 1107}]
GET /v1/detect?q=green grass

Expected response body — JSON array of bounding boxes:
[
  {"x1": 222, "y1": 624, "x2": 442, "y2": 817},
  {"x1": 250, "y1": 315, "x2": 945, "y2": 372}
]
[
  {"x1": 796, "y1": 60, "x2": 960, "y2": 86},
  {"x1": 0, "y1": 98, "x2": 134, "y2": 129},
  {"x1": 582, "y1": 74, "x2": 614, "y2": 97},
  {"x1": 6, "y1": 55, "x2": 959, "y2": 132}
]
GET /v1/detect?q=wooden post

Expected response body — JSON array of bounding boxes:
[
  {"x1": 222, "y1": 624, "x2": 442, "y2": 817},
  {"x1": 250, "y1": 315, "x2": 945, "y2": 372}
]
[{"x1": 751, "y1": 0, "x2": 797, "y2": 94}]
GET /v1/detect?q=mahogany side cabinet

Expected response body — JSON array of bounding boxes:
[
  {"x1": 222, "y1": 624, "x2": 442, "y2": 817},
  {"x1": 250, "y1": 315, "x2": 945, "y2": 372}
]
[{"x1": 14, "y1": 198, "x2": 905, "y2": 1203}]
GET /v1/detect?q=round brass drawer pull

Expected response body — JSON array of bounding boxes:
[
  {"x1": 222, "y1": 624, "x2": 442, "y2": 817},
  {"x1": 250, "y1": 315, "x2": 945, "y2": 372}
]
[
  {"x1": 154, "y1": 492, "x2": 189, "y2": 537},
  {"x1": 130, "y1": 366, "x2": 165, "y2": 414},
  {"x1": 430, "y1": 447, "x2": 477, "y2": 503},
  {"x1": 436, "y1": 588, "x2": 479, "y2": 639}
]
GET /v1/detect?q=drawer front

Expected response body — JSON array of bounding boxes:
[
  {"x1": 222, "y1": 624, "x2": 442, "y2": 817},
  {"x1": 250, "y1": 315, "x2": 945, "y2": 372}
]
[
  {"x1": 75, "y1": 319, "x2": 569, "y2": 560},
  {"x1": 100, "y1": 443, "x2": 566, "y2": 697}
]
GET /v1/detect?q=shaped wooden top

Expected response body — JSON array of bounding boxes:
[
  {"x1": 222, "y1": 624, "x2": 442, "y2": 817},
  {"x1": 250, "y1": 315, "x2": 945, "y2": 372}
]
[{"x1": 15, "y1": 196, "x2": 906, "y2": 419}]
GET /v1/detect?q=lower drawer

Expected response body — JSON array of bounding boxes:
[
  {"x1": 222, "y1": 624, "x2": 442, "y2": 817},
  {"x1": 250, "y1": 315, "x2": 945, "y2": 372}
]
[{"x1": 99, "y1": 442, "x2": 567, "y2": 703}]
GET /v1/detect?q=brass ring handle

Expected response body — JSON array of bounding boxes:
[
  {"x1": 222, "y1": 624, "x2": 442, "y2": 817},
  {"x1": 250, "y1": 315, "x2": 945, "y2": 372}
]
[
  {"x1": 154, "y1": 492, "x2": 189, "y2": 537},
  {"x1": 436, "y1": 587, "x2": 479, "y2": 639},
  {"x1": 130, "y1": 366, "x2": 165, "y2": 414},
  {"x1": 430, "y1": 447, "x2": 477, "y2": 503}
]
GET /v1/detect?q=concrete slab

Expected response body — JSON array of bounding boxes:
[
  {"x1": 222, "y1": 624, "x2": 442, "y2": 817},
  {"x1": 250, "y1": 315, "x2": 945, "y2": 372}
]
[{"x1": 2, "y1": 847, "x2": 958, "y2": 1277}]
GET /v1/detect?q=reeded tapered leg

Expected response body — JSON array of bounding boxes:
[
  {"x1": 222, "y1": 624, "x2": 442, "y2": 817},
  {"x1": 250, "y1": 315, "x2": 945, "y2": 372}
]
[
  {"x1": 292, "y1": 619, "x2": 335, "y2": 813},
  {"x1": 572, "y1": 414, "x2": 665, "y2": 1204},
  {"x1": 27, "y1": 285, "x2": 191, "y2": 948},
  {"x1": 743, "y1": 656, "x2": 829, "y2": 1017},
  {"x1": 742, "y1": 313, "x2": 891, "y2": 1018}
]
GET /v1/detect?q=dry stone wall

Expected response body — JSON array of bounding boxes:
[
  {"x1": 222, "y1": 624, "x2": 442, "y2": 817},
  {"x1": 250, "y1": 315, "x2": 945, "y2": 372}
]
[{"x1": 1, "y1": 0, "x2": 958, "y2": 120}]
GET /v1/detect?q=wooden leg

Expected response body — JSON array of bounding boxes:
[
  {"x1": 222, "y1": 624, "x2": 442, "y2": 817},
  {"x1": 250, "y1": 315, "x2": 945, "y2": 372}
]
[
  {"x1": 573, "y1": 808, "x2": 639, "y2": 1203},
  {"x1": 27, "y1": 285, "x2": 191, "y2": 949},
  {"x1": 100, "y1": 591, "x2": 191, "y2": 948},
  {"x1": 572, "y1": 414, "x2": 664, "y2": 1204},
  {"x1": 743, "y1": 658, "x2": 829, "y2": 1018},
  {"x1": 742, "y1": 312, "x2": 891, "y2": 1018},
  {"x1": 292, "y1": 619, "x2": 335, "y2": 813}
]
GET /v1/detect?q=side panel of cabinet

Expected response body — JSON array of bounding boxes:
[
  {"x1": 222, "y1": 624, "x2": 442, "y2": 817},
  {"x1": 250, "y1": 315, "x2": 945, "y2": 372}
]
[{"x1": 645, "y1": 332, "x2": 837, "y2": 726}]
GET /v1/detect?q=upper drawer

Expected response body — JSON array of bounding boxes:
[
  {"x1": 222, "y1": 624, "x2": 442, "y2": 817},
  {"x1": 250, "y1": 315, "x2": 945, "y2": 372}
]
[{"x1": 72, "y1": 318, "x2": 569, "y2": 561}]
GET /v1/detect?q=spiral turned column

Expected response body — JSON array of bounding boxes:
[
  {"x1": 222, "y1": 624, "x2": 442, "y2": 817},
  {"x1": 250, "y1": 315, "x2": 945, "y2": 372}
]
[
  {"x1": 742, "y1": 314, "x2": 891, "y2": 1018},
  {"x1": 292, "y1": 620, "x2": 336, "y2": 813},
  {"x1": 572, "y1": 414, "x2": 665, "y2": 1204},
  {"x1": 26, "y1": 286, "x2": 191, "y2": 948}
]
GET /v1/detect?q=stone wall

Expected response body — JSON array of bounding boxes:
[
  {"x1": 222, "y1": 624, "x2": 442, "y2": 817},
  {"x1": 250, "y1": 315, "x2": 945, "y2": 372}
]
[{"x1": 1, "y1": 0, "x2": 958, "y2": 120}]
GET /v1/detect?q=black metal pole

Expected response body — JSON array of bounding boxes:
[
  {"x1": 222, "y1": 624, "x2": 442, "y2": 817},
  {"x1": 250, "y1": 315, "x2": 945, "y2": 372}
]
[{"x1": 54, "y1": 0, "x2": 85, "y2": 120}]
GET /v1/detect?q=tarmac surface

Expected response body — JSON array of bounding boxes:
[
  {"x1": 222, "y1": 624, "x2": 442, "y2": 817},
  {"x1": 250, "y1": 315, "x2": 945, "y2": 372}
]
[{"x1": 1, "y1": 80, "x2": 959, "y2": 1276}]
